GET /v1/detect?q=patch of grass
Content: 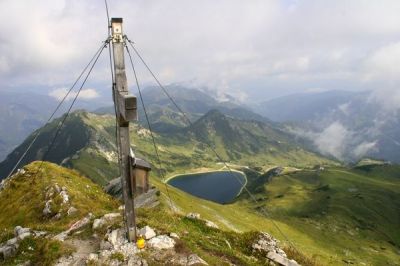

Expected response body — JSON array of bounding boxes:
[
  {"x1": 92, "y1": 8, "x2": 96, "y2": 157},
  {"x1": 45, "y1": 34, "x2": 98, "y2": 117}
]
[
  {"x1": 0, "y1": 161, "x2": 119, "y2": 233},
  {"x1": 283, "y1": 246, "x2": 321, "y2": 266},
  {"x1": 3, "y1": 236, "x2": 74, "y2": 266},
  {"x1": 110, "y1": 251, "x2": 125, "y2": 262}
]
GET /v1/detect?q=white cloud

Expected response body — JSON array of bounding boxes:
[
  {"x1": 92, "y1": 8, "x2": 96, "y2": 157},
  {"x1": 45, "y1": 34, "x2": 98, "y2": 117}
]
[
  {"x1": 363, "y1": 42, "x2": 400, "y2": 81},
  {"x1": 49, "y1": 88, "x2": 99, "y2": 101},
  {"x1": 353, "y1": 141, "x2": 377, "y2": 158},
  {"x1": 1, "y1": 1, "x2": 400, "y2": 101},
  {"x1": 314, "y1": 122, "x2": 351, "y2": 159}
]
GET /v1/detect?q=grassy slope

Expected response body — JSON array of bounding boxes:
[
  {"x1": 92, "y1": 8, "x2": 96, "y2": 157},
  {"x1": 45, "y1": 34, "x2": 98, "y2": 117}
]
[
  {"x1": 0, "y1": 110, "x2": 332, "y2": 184},
  {"x1": 0, "y1": 162, "x2": 316, "y2": 266},
  {"x1": 0, "y1": 161, "x2": 118, "y2": 235},
  {"x1": 149, "y1": 164, "x2": 400, "y2": 265}
]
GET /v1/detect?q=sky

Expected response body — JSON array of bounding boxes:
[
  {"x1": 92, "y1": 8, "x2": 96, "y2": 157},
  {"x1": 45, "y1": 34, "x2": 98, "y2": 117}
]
[{"x1": 1, "y1": 0, "x2": 400, "y2": 103}]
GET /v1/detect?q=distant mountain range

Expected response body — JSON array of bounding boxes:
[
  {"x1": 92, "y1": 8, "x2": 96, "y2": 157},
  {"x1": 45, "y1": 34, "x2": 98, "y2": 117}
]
[
  {"x1": 0, "y1": 108, "x2": 331, "y2": 182},
  {"x1": 0, "y1": 91, "x2": 57, "y2": 161},
  {"x1": 254, "y1": 90, "x2": 400, "y2": 163},
  {"x1": 1, "y1": 86, "x2": 400, "y2": 166}
]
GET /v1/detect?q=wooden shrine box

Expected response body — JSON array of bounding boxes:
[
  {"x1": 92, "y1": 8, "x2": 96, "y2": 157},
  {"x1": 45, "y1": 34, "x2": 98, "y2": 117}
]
[{"x1": 129, "y1": 157, "x2": 151, "y2": 196}]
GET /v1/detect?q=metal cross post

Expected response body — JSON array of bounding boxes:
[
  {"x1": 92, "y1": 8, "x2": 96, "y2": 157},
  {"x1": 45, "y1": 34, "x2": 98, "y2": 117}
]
[{"x1": 111, "y1": 17, "x2": 138, "y2": 242}]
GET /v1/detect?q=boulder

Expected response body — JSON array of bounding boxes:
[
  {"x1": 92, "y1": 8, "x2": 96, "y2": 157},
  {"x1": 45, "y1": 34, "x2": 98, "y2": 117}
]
[
  {"x1": 187, "y1": 254, "x2": 208, "y2": 265},
  {"x1": 148, "y1": 235, "x2": 175, "y2": 250},
  {"x1": 60, "y1": 190, "x2": 69, "y2": 204},
  {"x1": 205, "y1": 220, "x2": 219, "y2": 229},
  {"x1": 267, "y1": 252, "x2": 299, "y2": 266},
  {"x1": 138, "y1": 226, "x2": 156, "y2": 240},
  {"x1": 103, "y1": 213, "x2": 121, "y2": 221},
  {"x1": 86, "y1": 253, "x2": 99, "y2": 262},
  {"x1": 43, "y1": 200, "x2": 53, "y2": 216},
  {"x1": 170, "y1": 232, "x2": 180, "y2": 239},
  {"x1": 107, "y1": 229, "x2": 127, "y2": 248},
  {"x1": 67, "y1": 206, "x2": 78, "y2": 216},
  {"x1": 17, "y1": 232, "x2": 31, "y2": 241},
  {"x1": 92, "y1": 219, "x2": 104, "y2": 230},
  {"x1": 0, "y1": 245, "x2": 17, "y2": 259},
  {"x1": 53, "y1": 213, "x2": 93, "y2": 241},
  {"x1": 100, "y1": 240, "x2": 113, "y2": 250},
  {"x1": 14, "y1": 226, "x2": 30, "y2": 237},
  {"x1": 186, "y1": 213, "x2": 200, "y2": 219},
  {"x1": 6, "y1": 237, "x2": 18, "y2": 246},
  {"x1": 252, "y1": 232, "x2": 299, "y2": 266}
]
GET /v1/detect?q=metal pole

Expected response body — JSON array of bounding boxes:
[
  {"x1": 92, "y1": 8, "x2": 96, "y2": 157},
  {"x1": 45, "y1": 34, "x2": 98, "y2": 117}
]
[{"x1": 111, "y1": 17, "x2": 138, "y2": 242}]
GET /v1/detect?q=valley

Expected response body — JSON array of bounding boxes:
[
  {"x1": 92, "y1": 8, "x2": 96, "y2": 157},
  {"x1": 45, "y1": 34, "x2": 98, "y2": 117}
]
[{"x1": 0, "y1": 105, "x2": 398, "y2": 265}]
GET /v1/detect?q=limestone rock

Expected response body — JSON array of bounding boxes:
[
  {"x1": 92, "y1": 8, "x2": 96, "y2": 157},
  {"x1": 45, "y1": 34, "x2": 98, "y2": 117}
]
[
  {"x1": 267, "y1": 251, "x2": 299, "y2": 266},
  {"x1": 138, "y1": 226, "x2": 156, "y2": 240},
  {"x1": 205, "y1": 220, "x2": 219, "y2": 229},
  {"x1": 186, "y1": 213, "x2": 200, "y2": 219},
  {"x1": 170, "y1": 232, "x2": 180, "y2": 239},
  {"x1": 17, "y1": 232, "x2": 31, "y2": 241},
  {"x1": 100, "y1": 240, "x2": 113, "y2": 250},
  {"x1": 148, "y1": 235, "x2": 175, "y2": 249},
  {"x1": 103, "y1": 212, "x2": 121, "y2": 221},
  {"x1": 43, "y1": 200, "x2": 53, "y2": 216},
  {"x1": 0, "y1": 245, "x2": 17, "y2": 259},
  {"x1": 53, "y1": 213, "x2": 93, "y2": 241},
  {"x1": 60, "y1": 190, "x2": 69, "y2": 204},
  {"x1": 14, "y1": 226, "x2": 30, "y2": 237},
  {"x1": 93, "y1": 213, "x2": 121, "y2": 230},
  {"x1": 252, "y1": 232, "x2": 299, "y2": 266},
  {"x1": 86, "y1": 253, "x2": 99, "y2": 263},
  {"x1": 93, "y1": 218, "x2": 104, "y2": 230},
  {"x1": 187, "y1": 254, "x2": 208, "y2": 265},
  {"x1": 107, "y1": 229, "x2": 127, "y2": 248},
  {"x1": 67, "y1": 206, "x2": 78, "y2": 216},
  {"x1": 6, "y1": 237, "x2": 18, "y2": 246}
]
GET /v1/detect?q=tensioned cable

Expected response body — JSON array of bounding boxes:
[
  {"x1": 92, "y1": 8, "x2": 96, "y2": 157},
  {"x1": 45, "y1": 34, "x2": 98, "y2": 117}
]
[
  {"x1": 125, "y1": 44, "x2": 176, "y2": 212},
  {"x1": 34, "y1": 41, "x2": 108, "y2": 181},
  {"x1": 5, "y1": 41, "x2": 107, "y2": 180},
  {"x1": 126, "y1": 37, "x2": 299, "y2": 251}
]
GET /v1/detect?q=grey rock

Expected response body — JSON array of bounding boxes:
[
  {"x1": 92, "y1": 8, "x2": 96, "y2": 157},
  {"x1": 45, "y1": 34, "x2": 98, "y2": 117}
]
[
  {"x1": 267, "y1": 251, "x2": 300, "y2": 266},
  {"x1": 17, "y1": 232, "x2": 31, "y2": 241},
  {"x1": 127, "y1": 256, "x2": 148, "y2": 266},
  {"x1": 33, "y1": 231, "x2": 47, "y2": 237},
  {"x1": 7, "y1": 237, "x2": 18, "y2": 246},
  {"x1": 59, "y1": 190, "x2": 69, "y2": 204},
  {"x1": 103, "y1": 213, "x2": 121, "y2": 221},
  {"x1": 86, "y1": 253, "x2": 99, "y2": 262},
  {"x1": 187, "y1": 254, "x2": 208, "y2": 265},
  {"x1": 107, "y1": 229, "x2": 127, "y2": 248},
  {"x1": 205, "y1": 220, "x2": 219, "y2": 229},
  {"x1": 53, "y1": 213, "x2": 93, "y2": 241},
  {"x1": 186, "y1": 213, "x2": 200, "y2": 219},
  {"x1": 1, "y1": 245, "x2": 17, "y2": 259},
  {"x1": 67, "y1": 206, "x2": 78, "y2": 216},
  {"x1": 92, "y1": 219, "x2": 104, "y2": 230},
  {"x1": 148, "y1": 235, "x2": 175, "y2": 249},
  {"x1": 170, "y1": 232, "x2": 180, "y2": 239},
  {"x1": 100, "y1": 240, "x2": 113, "y2": 250},
  {"x1": 138, "y1": 226, "x2": 156, "y2": 240},
  {"x1": 43, "y1": 200, "x2": 52, "y2": 216},
  {"x1": 14, "y1": 226, "x2": 30, "y2": 237}
]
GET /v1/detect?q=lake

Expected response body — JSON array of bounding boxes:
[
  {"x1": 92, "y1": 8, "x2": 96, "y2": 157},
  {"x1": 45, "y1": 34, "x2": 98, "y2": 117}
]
[{"x1": 167, "y1": 171, "x2": 246, "y2": 204}]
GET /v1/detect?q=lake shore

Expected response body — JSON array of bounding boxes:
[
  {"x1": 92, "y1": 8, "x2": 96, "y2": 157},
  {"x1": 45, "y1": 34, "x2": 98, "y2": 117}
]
[{"x1": 165, "y1": 168, "x2": 248, "y2": 197}]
